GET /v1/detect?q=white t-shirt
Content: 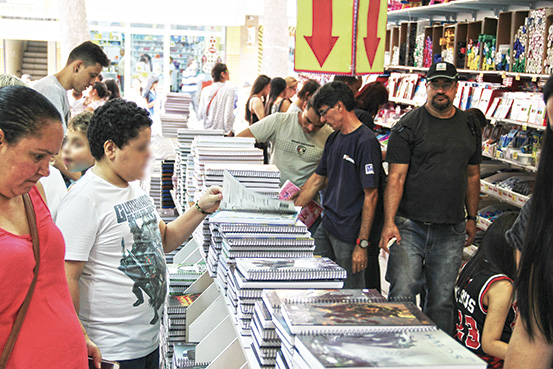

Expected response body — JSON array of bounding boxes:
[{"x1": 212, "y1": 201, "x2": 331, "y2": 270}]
[
  {"x1": 249, "y1": 112, "x2": 333, "y2": 187},
  {"x1": 38, "y1": 165, "x2": 67, "y2": 218},
  {"x1": 34, "y1": 75, "x2": 70, "y2": 131},
  {"x1": 55, "y1": 170, "x2": 166, "y2": 360}
]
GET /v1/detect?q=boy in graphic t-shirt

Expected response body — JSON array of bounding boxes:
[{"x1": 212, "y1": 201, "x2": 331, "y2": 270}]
[{"x1": 56, "y1": 99, "x2": 222, "y2": 368}]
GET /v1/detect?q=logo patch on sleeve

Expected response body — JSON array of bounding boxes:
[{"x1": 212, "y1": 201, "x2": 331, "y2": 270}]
[{"x1": 365, "y1": 164, "x2": 374, "y2": 175}]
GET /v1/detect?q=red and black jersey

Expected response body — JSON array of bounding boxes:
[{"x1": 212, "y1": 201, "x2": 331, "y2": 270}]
[{"x1": 454, "y1": 271, "x2": 517, "y2": 368}]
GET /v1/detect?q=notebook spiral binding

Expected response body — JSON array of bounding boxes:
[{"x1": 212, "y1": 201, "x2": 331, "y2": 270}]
[{"x1": 249, "y1": 268, "x2": 347, "y2": 280}]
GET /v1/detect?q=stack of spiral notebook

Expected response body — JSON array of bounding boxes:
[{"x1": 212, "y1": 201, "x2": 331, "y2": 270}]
[
  {"x1": 189, "y1": 138, "x2": 264, "y2": 257},
  {"x1": 269, "y1": 294, "x2": 486, "y2": 369},
  {"x1": 161, "y1": 93, "x2": 191, "y2": 139},
  {"x1": 227, "y1": 258, "x2": 347, "y2": 341},
  {"x1": 171, "y1": 342, "x2": 209, "y2": 369},
  {"x1": 175, "y1": 128, "x2": 223, "y2": 212},
  {"x1": 259, "y1": 289, "x2": 382, "y2": 369}
]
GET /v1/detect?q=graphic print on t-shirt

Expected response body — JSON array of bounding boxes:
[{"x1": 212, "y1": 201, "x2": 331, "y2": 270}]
[{"x1": 115, "y1": 195, "x2": 167, "y2": 325}]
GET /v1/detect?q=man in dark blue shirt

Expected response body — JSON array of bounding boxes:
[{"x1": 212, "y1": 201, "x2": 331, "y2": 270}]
[{"x1": 296, "y1": 82, "x2": 382, "y2": 288}]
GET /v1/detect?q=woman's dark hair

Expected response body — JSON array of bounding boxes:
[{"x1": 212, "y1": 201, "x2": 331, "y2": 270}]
[
  {"x1": 264, "y1": 77, "x2": 287, "y2": 116},
  {"x1": 87, "y1": 98, "x2": 152, "y2": 160},
  {"x1": 212, "y1": 63, "x2": 228, "y2": 82},
  {"x1": 456, "y1": 212, "x2": 519, "y2": 291},
  {"x1": 69, "y1": 111, "x2": 93, "y2": 135},
  {"x1": 312, "y1": 81, "x2": 356, "y2": 112},
  {"x1": 142, "y1": 76, "x2": 159, "y2": 99},
  {"x1": 466, "y1": 107, "x2": 489, "y2": 129},
  {"x1": 139, "y1": 54, "x2": 153, "y2": 72},
  {"x1": 355, "y1": 81, "x2": 388, "y2": 117},
  {"x1": 104, "y1": 78, "x2": 121, "y2": 100},
  {"x1": 517, "y1": 75, "x2": 553, "y2": 342},
  {"x1": 0, "y1": 85, "x2": 62, "y2": 144},
  {"x1": 92, "y1": 81, "x2": 110, "y2": 99},
  {"x1": 245, "y1": 75, "x2": 271, "y2": 122},
  {"x1": 297, "y1": 79, "x2": 321, "y2": 100}
]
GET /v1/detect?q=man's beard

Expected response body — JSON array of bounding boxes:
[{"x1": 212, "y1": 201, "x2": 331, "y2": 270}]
[{"x1": 431, "y1": 94, "x2": 451, "y2": 111}]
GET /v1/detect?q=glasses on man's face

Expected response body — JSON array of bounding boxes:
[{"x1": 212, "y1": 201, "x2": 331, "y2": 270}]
[
  {"x1": 319, "y1": 103, "x2": 337, "y2": 118},
  {"x1": 428, "y1": 80, "x2": 455, "y2": 91}
]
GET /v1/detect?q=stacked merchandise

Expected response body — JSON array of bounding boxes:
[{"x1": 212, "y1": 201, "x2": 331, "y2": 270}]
[
  {"x1": 174, "y1": 129, "x2": 223, "y2": 213},
  {"x1": 209, "y1": 221, "x2": 309, "y2": 294},
  {"x1": 189, "y1": 138, "x2": 263, "y2": 256},
  {"x1": 160, "y1": 261, "x2": 208, "y2": 369},
  {"x1": 259, "y1": 289, "x2": 381, "y2": 369},
  {"x1": 203, "y1": 164, "x2": 282, "y2": 278},
  {"x1": 162, "y1": 159, "x2": 176, "y2": 208},
  {"x1": 274, "y1": 296, "x2": 487, "y2": 369},
  {"x1": 150, "y1": 159, "x2": 163, "y2": 208},
  {"x1": 148, "y1": 136, "x2": 177, "y2": 209},
  {"x1": 161, "y1": 93, "x2": 192, "y2": 139},
  {"x1": 229, "y1": 258, "x2": 347, "y2": 367},
  {"x1": 208, "y1": 170, "x2": 304, "y2": 293}
]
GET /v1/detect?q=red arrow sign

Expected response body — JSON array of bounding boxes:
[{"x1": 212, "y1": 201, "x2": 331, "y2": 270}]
[
  {"x1": 304, "y1": 0, "x2": 338, "y2": 67},
  {"x1": 363, "y1": 0, "x2": 381, "y2": 67}
]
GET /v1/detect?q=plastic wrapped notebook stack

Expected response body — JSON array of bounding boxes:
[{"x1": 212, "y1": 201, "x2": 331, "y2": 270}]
[
  {"x1": 174, "y1": 128, "x2": 223, "y2": 213},
  {"x1": 161, "y1": 93, "x2": 191, "y2": 139}
]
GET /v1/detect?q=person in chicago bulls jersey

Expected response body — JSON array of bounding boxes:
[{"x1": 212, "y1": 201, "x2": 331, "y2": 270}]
[{"x1": 454, "y1": 213, "x2": 519, "y2": 368}]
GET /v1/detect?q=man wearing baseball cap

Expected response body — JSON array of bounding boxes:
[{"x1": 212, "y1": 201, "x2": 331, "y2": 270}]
[{"x1": 379, "y1": 61, "x2": 482, "y2": 334}]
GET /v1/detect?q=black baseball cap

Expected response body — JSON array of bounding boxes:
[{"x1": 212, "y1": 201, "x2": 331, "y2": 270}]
[{"x1": 427, "y1": 62, "x2": 458, "y2": 81}]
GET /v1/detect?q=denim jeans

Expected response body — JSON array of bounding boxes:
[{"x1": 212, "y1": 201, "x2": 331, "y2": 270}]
[
  {"x1": 386, "y1": 216, "x2": 465, "y2": 334},
  {"x1": 118, "y1": 347, "x2": 159, "y2": 369},
  {"x1": 313, "y1": 222, "x2": 365, "y2": 289}
]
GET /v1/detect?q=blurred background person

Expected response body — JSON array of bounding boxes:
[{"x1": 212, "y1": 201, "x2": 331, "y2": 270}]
[{"x1": 288, "y1": 79, "x2": 320, "y2": 113}]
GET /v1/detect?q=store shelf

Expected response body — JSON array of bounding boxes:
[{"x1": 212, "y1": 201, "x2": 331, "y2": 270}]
[
  {"x1": 482, "y1": 152, "x2": 538, "y2": 172},
  {"x1": 481, "y1": 179, "x2": 530, "y2": 208},
  {"x1": 489, "y1": 117, "x2": 547, "y2": 131},
  {"x1": 388, "y1": 0, "x2": 538, "y2": 23},
  {"x1": 384, "y1": 65, "x2": 551, "y2": 80},
  {"x1": 388, "y1": 96, "x2": 423, "y2": 107},
  {"x1": 477, "y1": 216, "x2": 492, "y2": 231}
]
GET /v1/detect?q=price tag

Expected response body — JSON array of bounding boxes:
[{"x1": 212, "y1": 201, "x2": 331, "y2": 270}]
[
  {"x1": 522, "y1": 124, "x2": 528, "y2": 131},
  {"x1": 479, "y1": 72, "x2": 484, "y2": 78},
  {"x1": 532, "y1": 76, "x2": 538, "y2": 82},
  {"x1": 513, "y1": 152, "x2": 519, "y2": 159},
  {"x1": 516, "y1": 74, "x2": 521, "y2": 81},
  {"x1": 501, "y1": 72, "x2": 507, "y2": 79}
]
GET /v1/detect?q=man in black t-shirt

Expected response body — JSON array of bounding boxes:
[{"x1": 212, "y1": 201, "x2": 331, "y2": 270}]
[
  {"x1": 296, "y1": 82, "x2": 383, "y2": 289},
  {"x1": 380, "y1": 62, "x2": 482, "y2": 334}
]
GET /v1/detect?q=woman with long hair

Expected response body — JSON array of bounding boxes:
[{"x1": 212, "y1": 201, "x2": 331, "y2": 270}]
[
  {"x1": 103, "y1": 78, "x2": 121, "y2": 100},
  {"x1": 354, "y1": 81, "x2": 388, "y2": 130},
  {"x1": 142, "y1": 76, "x2": 159, "y2": 116},
  {"x1": 85, "y1": 81, "x2": 111, "y2": 112},
  {"x1": 288, "y1": 79, "x2": 320, "y2": 113},
  {"x1": 454, "y1": 212, "x2": 519, "y2": 367},
  {"x1": 265, "y1": 77, "x2": 287, "y2": 116},
  {"x1": 504, "y1": 75, "x2": 553, "y2": 368},
  {"x1": 245, "y1": 74, "x2": 271, "y2": 124}
]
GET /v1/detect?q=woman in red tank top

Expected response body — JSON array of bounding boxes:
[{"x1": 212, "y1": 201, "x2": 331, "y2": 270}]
[{"x1": 0, "y1": 86, "x2": 90, "y2": 368}]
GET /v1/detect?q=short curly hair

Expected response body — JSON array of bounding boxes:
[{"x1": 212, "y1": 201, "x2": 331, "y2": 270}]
[{"x1": 87, "y1": 98, "x2": 152, "y2": 160}]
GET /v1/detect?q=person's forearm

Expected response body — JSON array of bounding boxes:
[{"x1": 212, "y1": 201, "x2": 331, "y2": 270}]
[
  {"x1": 162, "y1": 206, "x2": 207, "y2": 252},
  {"x1": 358, "y1": 189, "x2": 378, "y2": 240},
  {"x1": 383, "y1": 176, "x2": 405, "y2": 225},
  {"x1": 465, "y1": 173, "x2": 480, "y2": 217},
  {"x1": 295, "y1": 174, "x2": 325, "y2": 207}
]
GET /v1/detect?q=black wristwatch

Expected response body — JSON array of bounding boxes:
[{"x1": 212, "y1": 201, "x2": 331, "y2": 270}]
[
  {"x1": 466, "y1": 215, "x2": 477, "y2": 222},
  {"x1": 356, "y1": 238, "x2": 370, "y2": 249}
]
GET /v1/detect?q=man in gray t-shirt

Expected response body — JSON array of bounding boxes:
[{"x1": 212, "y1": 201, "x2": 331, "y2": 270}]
[
  {"x1": 34, "y1": 41, "x2": 110, "y2": 130},
  {"x1": 237, "y1": 100, "x2": 333, "y2": 187}
]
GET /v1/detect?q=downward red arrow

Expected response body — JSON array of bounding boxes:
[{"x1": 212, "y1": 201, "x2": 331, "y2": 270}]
[
  {"x1": 364, "y1": 0, "x2": 381, "y2": 67},
  {"x1": 304, "y1": 0, "x2": 338, "y2": 67}
]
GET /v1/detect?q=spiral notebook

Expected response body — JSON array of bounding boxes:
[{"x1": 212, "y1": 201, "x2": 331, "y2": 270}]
[
  {"x1": 236, "y1": 257, "x2": 347, "y2": 281},
  {"x1": 215, "y1": 222, "x2": 308, "y2": 234},
  {"x1": 294, "y1": 330, "x2": 487, "y2": 369},
  {"x1": 281, "y1": 300, "x2": 435, "y2": 335},
  {"x1": 233, "y1": 268, "x2": 345, "y2": 290}
]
